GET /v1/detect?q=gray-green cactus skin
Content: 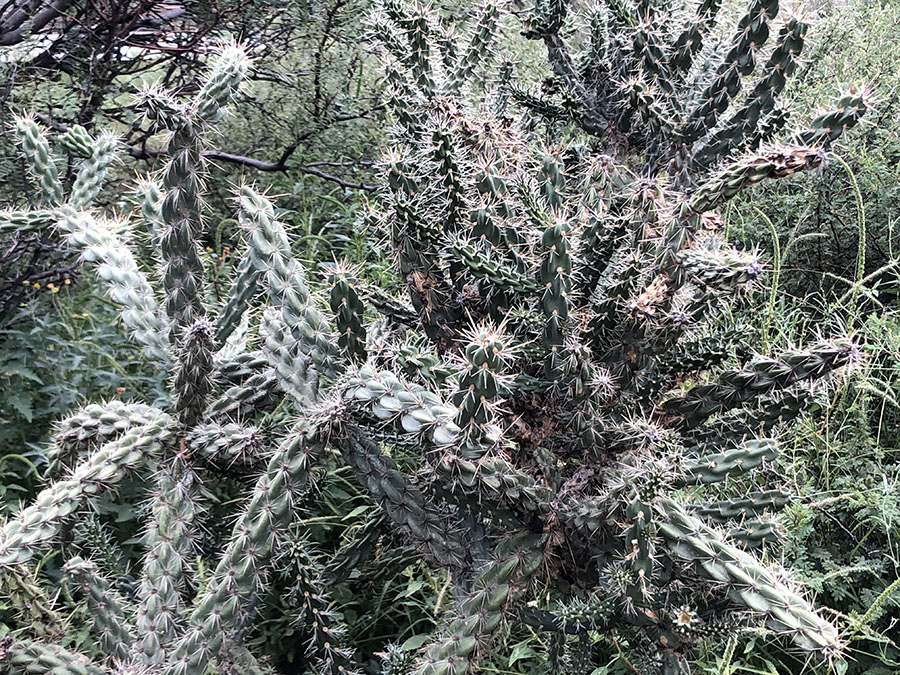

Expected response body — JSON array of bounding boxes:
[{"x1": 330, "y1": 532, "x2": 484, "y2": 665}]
[
  {"x1": 360, "y1": 0, "x2": 865, "y2": 671},
  {"x1": 0, "y1": 6, "x2": 867, "y2": 675},
  {"x1": 0, "y1": 45, "x2": 357, "y2": 675},
  {"x1": 517, "y1": 0, "x2": 866, "y2": 184}
]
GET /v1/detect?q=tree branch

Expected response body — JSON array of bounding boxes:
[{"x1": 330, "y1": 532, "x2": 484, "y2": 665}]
[{"x1": 126, "y1": 145, "x2": 378, "y2": 191}]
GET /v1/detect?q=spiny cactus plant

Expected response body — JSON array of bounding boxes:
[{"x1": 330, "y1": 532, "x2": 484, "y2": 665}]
[
  {"x1": 0, "y1": 44, "x2": 361, "y2": 675},
  {"x1": 514, "y1": 0, "x2": 867, "y2": 183},
  {"x1": 356, "y1": 0, "x2": 867, "y2": 671},
  {"x1": 0, "y1": 7, "x2": 869, "y2": 675}
]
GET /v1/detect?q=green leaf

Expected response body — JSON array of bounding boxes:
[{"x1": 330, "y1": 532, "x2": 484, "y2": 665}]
[
  {"x1": 508, "y1": 641, "x2": 537, "y2": 666},
  {"x1": 343, "y1": 505, "x2": 370, "y2": 520},
  {"x1": 400, "y1": 634, "x2": 431, "y2": 651},
  {"x1": 1, "y1": 363, "x2": 42, "y2": 384},
  {"x1": 6, "y1": 392, "x2": 33, "y2": 422},
  {"x1": 397, "y1": 578, "x2": 424, "y2": 598}
]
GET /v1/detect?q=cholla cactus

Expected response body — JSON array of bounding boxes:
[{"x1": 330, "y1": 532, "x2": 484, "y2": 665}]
[
  {"x1": 0, "y1": 8, "x2": 869, "y2": 675},
  {"x1": 516, "y1": 0, "x2": 866, "y2": 184},
  {"x1": 0, "y1": 45, "x2": 359, "y2": 675},
  {"x1": 355, "y1": 0, "x2": 866, "y2": 672}
]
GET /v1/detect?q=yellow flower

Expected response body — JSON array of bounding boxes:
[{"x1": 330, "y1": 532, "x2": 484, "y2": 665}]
[{"x1": 32, "y1": 282, "x2": 40, "y2": 289}]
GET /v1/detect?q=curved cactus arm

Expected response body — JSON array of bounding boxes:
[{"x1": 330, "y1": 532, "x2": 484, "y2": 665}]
[
  {"x1": 212, "y1": 349, "x2": 269, "y2": 385},
  {"x1": 430, "y1": 123, "x2": 468, "y2": 233},
  {"x1": 676, "y1": 245, "x2": 763, "y2": 293},
  {"x1": 622, "y1": 77, "x2": 679, "y2": 139},
  {"x1": 343, "y1": 364, "x2": 461, "y2": 445},
  {"x1": 508, "y1": 84, "x2": 573, "y2": 124},
  {"x1": 192, "y1": 41, "x2": 250, "y2": 124},
  {"x1": 134, "y1": 177, "x2": 165, "y2": 246},
  {"x1": 675, "y1": 438, "x2": 780, "y2": 486},
  {"x1": 187, "y1": 422, "x2": 267, "y2": 468},
  {"x1": 664, "y1": 339, "x2": 857, "y2": 424},
  {"x1": 13, "y1": 116, "x2": 64, "y2": 207},
  {"x1": 689, "y1": 145, "x2": 826, "y2": 214},
  {"x1": 56, "y1": 207, "x2": 173, "y2": 366},
  {"x1": 656, "y1": 498, "x2": 841, "y2": 655},
  {"x1": 0, "y1": 637, "x2": 109, "y2": 675},
  {"x1": 686, "y1": 389, "x2": 814, "y2": 449},
  {"x1": 260, "y1": 307, "x2": 319, "y2": 406},
  {"x1": 165, "y1": 425, "x2": 323, "y2": 675},
  {"x1": 0, "y1": 208, "x2": 55, "y2": 235},
  {"x1": 403, "y1": 12, "x2": 437, "y2": 96},
  {"x1": 133, "y1": 454, "x2": 204, "y2": 665},
  {"x1": 63, "y1": 556, "x2": 134, "y2": 662},
  {"x1": 414, "y1": 532, "x2": 544, "y2": 675},
  {"x1": 794, "y1": 88, "x2": 868, "y2": 147},
  {"x1": 361, "y1": 283, "x2": 419, "y2": 326},
  {"x1": 395, "y1": 338, "x2": 453, "y2": 386},
  {"x1": 656, "y1": 329, "x2": 747, "y2": 379},
  {"x1": 0, "y1": 418, "x2": 173, "y2": 570},
  {"x1": 522, "y1": 0, "x2": 567, "y2": 39},
  {"x1": 204, "y1": 368, "x2": 282, "y2": 420},
  {"x1": 173, "y1": 318, "x2": 215, "y2": 427},
  {"x1": 325, "y1": 261, "x2": 368, "y2": 362},
  {"x1": 371, "y1": 9, "x2": 410, "y2": 63},
  {"x1": 154, "y1": 44, "x2": 248, "y2": 339},
  {"x1": 67, "y1": 131, "x2": 119, "y2": 210},
  {"x1": 281, "y1": 538, "x2": 361, "y2": 674},
  {"x1": 688, "y1": 490, "x2": 790, "y2": 522},
  {"x1": 681, "y1": 0, "x2": 779, "y2": 144},
  {"x1": 446, "y1": 3, "x2": 500, "y2": 92},
  {"x1": 47, "y1": 401, "x2": 163, "y2": 478},
  {"x1": 727, "y1": 518, "x2": 779, "y2": 547},
  {"x1": 451, "y1": 237, "x2": 540, "y2": 294},
  {"x1": 452, "y1": 323, "x2": 513, "y2": 437},
  {"x1": 335, "y1": 427, "x2": 469, "y2": 568},
  {"x1": 57, "y1": 124, "x2": 95, "y2": 159},
  {"x1": 215, "y1": 247, "x2": 262, "y2": 348},
  {"x1": 436, "y1": 451, "x2": 551, "y2": 516},
  {"x1": 158, "y1": 42, "x2": 248, "y2": 336},
  {"x1": 135, "y1": 82, "x2": 187, "y2": 133},
  {"x1": 158, "y1": 119, "x2": 208, "y2": 337},
  {"x1": 239, "y1": 185, "x2": 344, "y2": 381},
  {"x1": 540, "y1": 214, "x2": 573, "y2": 384},
  {"x1": 695, "y1": 15, "x2": 808, "y2": 167},
  {"x1": 665, "y1": 0, "x2": 723, "y2": 76}
]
